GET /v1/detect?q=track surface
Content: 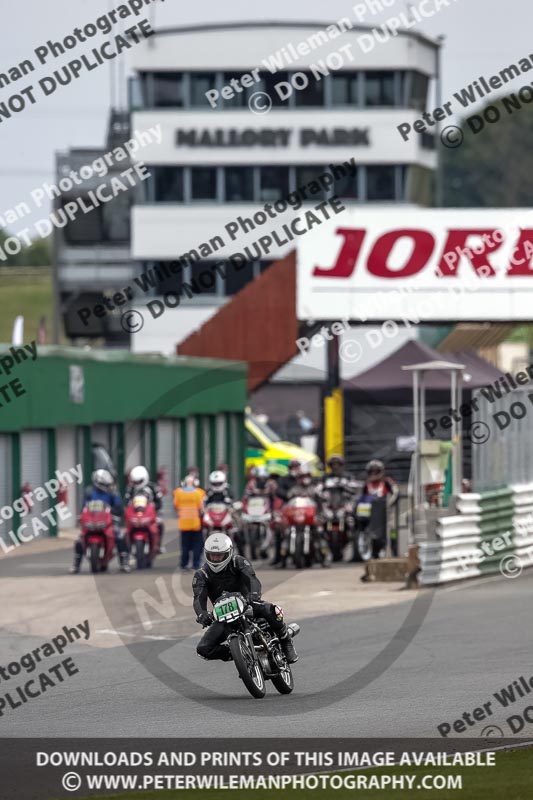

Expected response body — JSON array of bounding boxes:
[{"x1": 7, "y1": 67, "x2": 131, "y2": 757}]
[{"x1": 1, "y1": 535, "x2": 532, "y2": 739}]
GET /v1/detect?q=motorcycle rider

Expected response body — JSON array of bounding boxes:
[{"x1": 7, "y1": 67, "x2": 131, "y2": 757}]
[
  {"x1": 360, "y1": 459, "x2": 399, "y2": 504},
  {"x1": 204, "y1": 469, "x2": 240, "y2": 551},
  {"x1": 318, "y1": 455, "x2": 359, "y2": 562},
  {"x1": 243, "y1": 465, "x2": 276, "y2": 560},
  {"x1": 285, "y1": 464, "x2": 328, "y2": 567},
  {"x1": 194, "y1": 532, "x2": 298, "y2": 663},
  {"x1": 276, "y1": 459, "x2": 301, "y2": 502},
  {"x1": 70, "y1": 468, "x2": 129, "y2": 573},
  {"x1": 353, "y1": 460, "x2": 399, "y2": 562},
  {"x1": 125, "y1": 465, "x2": 165, "y2": 553}
]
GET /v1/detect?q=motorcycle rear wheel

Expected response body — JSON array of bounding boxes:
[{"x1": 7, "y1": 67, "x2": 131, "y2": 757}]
[
  {"x1": 270, "y1": 652, "x2": 294, "y2": 694},
  {"x1": 229, "y1": 635, "x2": 266, "y2": 699}
]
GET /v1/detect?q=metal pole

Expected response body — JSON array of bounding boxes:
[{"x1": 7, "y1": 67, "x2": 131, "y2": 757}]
[
  {"x1": 413, "y1": 370, "x2": 420, "y2": 517},
  {"x1": 455, "y1": 372, "x2": 463, "y2": 493},
  {"x1": 51, "y1": 154, "x2": 61, "y2": 345},
  {"x1": 451, "y1": 370, "x2": 458, "y2": 495},
  {"x1": 435, "y1": 37, "x2": 445, "y2": 208}
]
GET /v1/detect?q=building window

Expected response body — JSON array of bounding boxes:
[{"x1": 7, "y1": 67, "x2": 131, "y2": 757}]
[
  {"x1": 153, "y1": 167, "x2": 184, "y2": 202},
  {"x1": 331, "y1": 72, "x2": 359, "y2": 106},
  {"x1": 293, "y1": 72, "x2": 324, "y2": 106},
  {"x1": 190, "y1": 72, "x2": 217, "y2": 107},
  {"x1": 225, "y1": 167, "x2": 254, "y2": 202},
  {"x1": 225, "y1": 260, "x2": 255, "y2": 295},
  {"x1": 333, "y1": 167, "x2": 358, "y2": 200},
  {"x1": 222, "y1": 72, "x2": 249, "y2": 107},
  {"x1": 295, "y1": 165, "x2": 327, "y2": 198},
  {"x1": 190, "y1": 260, "x2": 219, "y2": 295},
  {"x1": 259, "y1": 166, "x2": 289, "y2": 202},
  {"x1": 259, "y1": 71, "x2": 290, "y2": 107},
  {"x1": 409, "y1": 71, "x2": 429, "y2": 111},
  {"x1": 364, "y1": 71, "x2": 395, "y2": 106},
  {"x1": 153, "y1": 72, "x2": 184, "y2": 107},
  {"x1": 366, "y1": 166, "x2": 396, "y2": 200},
  {"x1": 191, "y1": 167, "x2": 218, "y2": 200}
]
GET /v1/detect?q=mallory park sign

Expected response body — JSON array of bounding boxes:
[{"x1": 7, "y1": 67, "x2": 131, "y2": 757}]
[
  {"x1": 297, "y1": 209, "x2": 533, "y2": 323},
  {"x1": 175, "y1": 127, "x2": 370, "y2": 147}
]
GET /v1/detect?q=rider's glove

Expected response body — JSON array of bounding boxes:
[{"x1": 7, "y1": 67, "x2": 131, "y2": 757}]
[{"x1": 196, "y1": 612, "x2": 212, "y2": 627}]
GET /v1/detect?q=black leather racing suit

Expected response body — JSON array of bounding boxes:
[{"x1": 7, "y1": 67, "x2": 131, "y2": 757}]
[{"x1": 193, "y1": 555, "x2": 288, "y2": 661}]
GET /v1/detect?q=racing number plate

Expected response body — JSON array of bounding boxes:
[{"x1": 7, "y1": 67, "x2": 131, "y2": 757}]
[{"x1": 214, "y1": 597, "x2": 240, "y2": 621}]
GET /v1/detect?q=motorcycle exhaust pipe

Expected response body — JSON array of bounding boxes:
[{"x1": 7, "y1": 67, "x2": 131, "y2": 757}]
[{"x1": 287, "y1": 622, "x2": 300, "y2": 638}]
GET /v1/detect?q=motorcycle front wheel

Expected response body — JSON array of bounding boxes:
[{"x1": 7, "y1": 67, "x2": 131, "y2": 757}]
[
  {"x1": 229, "y1": 634, "x2": 266, "y2": 699},
  {"x1": 90, "y1": 542, "x2": 100, "y2": 574},
  {"x1": 135, "y1": 538, "x2": 145, "y2": 570},
  {"x1": 356, "y1": 531, "x2": 373, "y2": 562}
]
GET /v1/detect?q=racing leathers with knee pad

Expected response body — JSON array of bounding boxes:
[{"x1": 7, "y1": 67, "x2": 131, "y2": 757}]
[{"x1": 193, "y1": 555, "x2": 297, "y2": 662}]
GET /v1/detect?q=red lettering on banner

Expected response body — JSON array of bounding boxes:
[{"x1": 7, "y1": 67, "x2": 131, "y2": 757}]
[
  {"x1": 312, "y1": 228, "x2": 365, "y2": 277},
  {"x1": 507, "y1": 230, "x2": 533, "y2": 275},
  {"x1": 438, "y1": 229, "x2": 500, "y2": 276},
  {"x1": 367, "y1": 229, "x2": 435, "y2": 278}
]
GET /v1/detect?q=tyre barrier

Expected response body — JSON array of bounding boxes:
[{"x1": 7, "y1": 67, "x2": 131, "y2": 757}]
[{"x1": 419, "y1": 484, "x2": 533, "y2": 585}]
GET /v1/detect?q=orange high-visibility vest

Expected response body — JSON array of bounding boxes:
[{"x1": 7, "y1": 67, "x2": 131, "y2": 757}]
[{"x1": 173, "y1": 486, "x2": 205, "y2": 531}]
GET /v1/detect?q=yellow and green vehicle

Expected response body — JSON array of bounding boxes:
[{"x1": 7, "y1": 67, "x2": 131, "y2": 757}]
[{"x1": 245, "y1": 413, "x2": 320, "y2": 476}]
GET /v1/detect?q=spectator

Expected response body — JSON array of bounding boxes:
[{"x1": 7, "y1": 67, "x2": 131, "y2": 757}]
[{"x1": 173, "y1": 475, "x2": 205, "y2": 571}]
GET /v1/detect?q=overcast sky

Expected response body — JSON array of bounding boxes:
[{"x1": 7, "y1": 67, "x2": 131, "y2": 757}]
[{"x1": 0, "y1": 0, "x2": 531, "y2": 234}]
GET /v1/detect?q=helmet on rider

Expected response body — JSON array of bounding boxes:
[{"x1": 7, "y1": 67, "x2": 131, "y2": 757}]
[
  {"x1": 288, "y1": 459, "x2": 300, "y2": 477},
  {"x1": 129, "y1": 465, "x2": 149, "y2": 490},
  {"x1": 92, "y1": 469, "x2": 114, "y2": 492},
  {"x1": 366, "y1": 459, "x2": 385, "y2": 481},
  {"x1": 209, "y1": 470, "x2": 227, "y2": 492},
  {"x1": 254, "y1": 464, "x2": 269, "y2": 489},
  {"x1": 298, "y1": 463, "x2": 313, "y2": 487},
  {"x1": 204, "y1": 532, "x2": 233, "y2": 573},
  {"x1": 327, "y1": 454, "x2": 345, "y2": 474}
]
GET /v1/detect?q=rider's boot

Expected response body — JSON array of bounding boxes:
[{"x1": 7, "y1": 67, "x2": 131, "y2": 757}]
[{"x1": 279, "y1": 631, "x2": 298, "y2": 663}]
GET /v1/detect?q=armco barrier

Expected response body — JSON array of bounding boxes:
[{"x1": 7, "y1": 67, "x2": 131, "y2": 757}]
[{"x1": 419, "y1": 484, "x2": 533, "y2": 585}]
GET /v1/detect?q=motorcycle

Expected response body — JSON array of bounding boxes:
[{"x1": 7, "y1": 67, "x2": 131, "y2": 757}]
[
  {"x1": 281, "y1": 496, "x2": 319, "y2": 569},
  {"x1": 203, "y1": 501, "x2": 235, "y2": 538},
  {"x1": 354, "y1": 494, "x2": 387, "y2": 561},
  {"x1": 80, "y1": 500, "x2": 114, "y2": 574},
  {"x1": 207, "y1": 591, "x2": 300, "y2": 699},
  {"x1": 321, "y1": 489, "x2": 352, "y2": 562},
  {"x1": 241, "y1": 494, "x2": 272, "y2": 560},
  {"x1": 125, "y1": 499, "x2": 160, "y2": 569}
]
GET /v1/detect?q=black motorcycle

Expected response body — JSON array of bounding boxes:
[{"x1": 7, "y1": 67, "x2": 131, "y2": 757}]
[
  {"x1": 207, "y1": 592, "x2": 300, "y2": 699},
  {"x1": 353, "y1": 494, "x2": 387, "y2": 561}
]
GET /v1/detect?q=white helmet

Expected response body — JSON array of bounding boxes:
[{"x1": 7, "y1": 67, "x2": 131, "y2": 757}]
[
  {"x1": 209, "y1": 470, "x2": 227, "y2": 492},
  {"x1": 204, "y1": 532, "x2": 233, "y2": 573},
  {"x1": 92, "y1": 469, "x2": 113, "y2": 491},
  {"x1": 130, "y1": 465, "x2": 149, "y2": 490}
]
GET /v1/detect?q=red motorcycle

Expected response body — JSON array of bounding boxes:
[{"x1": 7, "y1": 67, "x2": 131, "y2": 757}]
[
  {"x1": 80, "y1": 500, "x2": 114, "y2": 574},
  {"x1": 281, "y1": 496, "x2": 319, "y2": 569},
  {"x1": 203, "y1": 502, "x2": 234, "y2": 536},
  {"x1": 125, "y1": 496, "x2": 160, "y2": 569}
]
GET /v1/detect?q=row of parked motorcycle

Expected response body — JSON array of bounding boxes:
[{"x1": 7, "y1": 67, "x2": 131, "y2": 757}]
[
  {"x1": 203, "y1": 457, "x2": 397, "y2": 569},
  {"x1": 76, "y1": 456, "x2": 397, "y2": 573}
]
